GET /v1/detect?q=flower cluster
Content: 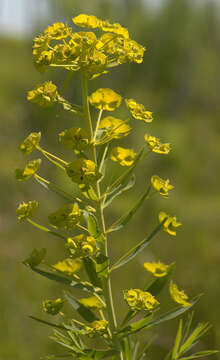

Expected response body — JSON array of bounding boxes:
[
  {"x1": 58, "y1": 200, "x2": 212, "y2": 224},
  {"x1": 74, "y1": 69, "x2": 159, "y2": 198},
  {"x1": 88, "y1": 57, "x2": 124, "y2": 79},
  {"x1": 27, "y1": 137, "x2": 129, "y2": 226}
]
[
  {"x1": 89, "y1": 88, "x2": 122, "y2": 111},
  {"x1": 144, "y1": 261, "x2": 169, "y2": 277},
  {"x1": 48, "y1": 203, "x2": 83, "y2": 229},
  {"x1": 126, "y1": 99, "x2": 153, "y2": 123},
  {"x1": 16, "y1": 200, "x2": 38, "y2": 221},
  {"x1": 66, "y1": 234, "x2": 97, "y2": 258},
  {"x1": 124, "y1": 289, "x2": 159, "y2": 312},
  {"x1": 151, "y1": 175, "x2": 174, "y2": 197},
  {"x1": 32, "y1": 14, "x2": 145, "y2": 78},
  {"x1": 84, "y1": 320, "x2": 108, "y2": 337},
  {"x1": 65, "y1": 159, "x2": 102, "y2": 184},
  {"x1": 43, "y1": 298, "x2": 64, "y2": 315},
  {"x1": 27, "y1": 81, "x2": 58, "y2": 107},
  {"x1": 145, "y1": 134, "x2": 170, "y2": 154},
  {"x1": 15, "y1": 159, "x2": 41, "y2": 181},
  {"x1": 59, "y1": 127, "x2": 89, "y2": 151},
  {"x1": 159, "y1": 211, "x2": 182, "y2": 236},
  {"x1": 169, "y1": 281, "x2": 191, "y2": 307},
  {"x1": 19, "y1": 132, "x2": 41, "y2": 155}
]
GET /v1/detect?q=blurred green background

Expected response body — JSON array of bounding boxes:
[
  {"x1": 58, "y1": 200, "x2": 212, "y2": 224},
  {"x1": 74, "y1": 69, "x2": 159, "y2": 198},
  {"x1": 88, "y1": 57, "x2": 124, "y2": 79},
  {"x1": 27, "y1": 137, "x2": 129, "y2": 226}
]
[{"x1": 1, "y1": 0, "x2": 220, "y2": 359}]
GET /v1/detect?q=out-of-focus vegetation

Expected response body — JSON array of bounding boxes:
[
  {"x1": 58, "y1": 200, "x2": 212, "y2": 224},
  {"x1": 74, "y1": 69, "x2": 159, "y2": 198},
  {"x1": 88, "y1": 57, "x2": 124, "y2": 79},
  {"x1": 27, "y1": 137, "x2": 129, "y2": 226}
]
[{"x1": 1, "y1": 0, "x2": 219, "y2": 359}]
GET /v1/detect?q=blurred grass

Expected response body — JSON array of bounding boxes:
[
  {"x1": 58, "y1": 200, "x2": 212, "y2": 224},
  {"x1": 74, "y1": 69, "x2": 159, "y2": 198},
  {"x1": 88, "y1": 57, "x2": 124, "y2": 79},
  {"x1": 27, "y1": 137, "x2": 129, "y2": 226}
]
[{"x1": 0, "y1": 0, "x2": 220, "y2": 358}]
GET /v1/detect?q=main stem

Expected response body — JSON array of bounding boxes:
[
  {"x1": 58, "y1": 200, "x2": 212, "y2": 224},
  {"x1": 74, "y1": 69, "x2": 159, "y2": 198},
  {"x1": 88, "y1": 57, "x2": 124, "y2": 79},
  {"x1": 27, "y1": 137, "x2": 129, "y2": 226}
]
[{"x1": 81, "y1": 73, "x2": 123, "y2": 358}]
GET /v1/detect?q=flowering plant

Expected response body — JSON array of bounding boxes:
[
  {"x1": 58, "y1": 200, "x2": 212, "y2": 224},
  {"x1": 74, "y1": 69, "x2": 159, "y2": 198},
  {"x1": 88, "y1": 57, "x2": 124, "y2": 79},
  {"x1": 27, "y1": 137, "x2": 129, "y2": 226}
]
[{"x1": 16, "y1": 14, "x2": 217, "y2": 360}]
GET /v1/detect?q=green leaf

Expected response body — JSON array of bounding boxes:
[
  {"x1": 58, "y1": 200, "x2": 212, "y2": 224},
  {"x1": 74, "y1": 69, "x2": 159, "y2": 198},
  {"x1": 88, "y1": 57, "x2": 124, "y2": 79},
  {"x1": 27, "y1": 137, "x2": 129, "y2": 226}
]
[
  {"x1": 144, "y1": 296, "x2": 201, "y2": 331},
  {"x1": 95, "y1": 253, "x2": 109, "y2": 278},
  {"x1": 83, "y1": 257, "x2": 102, "y2": 288},
  {"x1": 179, "y1": 350, "x2": 219, "y2": 360},
  {"x1": 111, "y1": 222, "x2": 164, "y2": 272},
  {"x1": 120, "y1": 314, "x2": 153, "y2": 337},
  {"x1": 107, "y1": 185, "x2": 151, "y2": 233},
  {"x1": 30, "y1": 316, "x2": 65, "y2": 330},
  {"x1": 172, "y1": 319, "x2": 183, "y2": 360},
  {"x1": 30, "y1": 267, "x2": 73, "y2": 286},
  {"x1": 88, "y1": 214, "x2": 99, "y2": 238},
  {"x1": 104, "y1": 175, "x2": 136, "y2": 208},
  {"x1": 81, "y1": 349, "x2": 119, "y2": 359},
  {"x1": 65, "y1": 292, "x2": 97, "y2": 322},
  {"x1": 179, "y1": 323, "x2": 212, "y2": 355},
  {"x1": 35, "y1": 175, "x2": 81, "y2": 203},
  {"x1": 181, "y1": 312, "x2": 194, "y2": 345}
]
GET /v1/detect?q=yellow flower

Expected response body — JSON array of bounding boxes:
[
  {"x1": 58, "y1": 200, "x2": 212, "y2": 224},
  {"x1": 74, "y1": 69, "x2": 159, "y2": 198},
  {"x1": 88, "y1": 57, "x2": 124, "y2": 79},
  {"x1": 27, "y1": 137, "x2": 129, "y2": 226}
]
[
  {"x1": 16, "y1": 200, "x2": 38, "y2": 221},
  {"x1": 23, "y1": 248, "x2": 46, "y2": 267},
  {"x1": 43, "y1": 298, "x2": 64, "y2": 315},
  {"x1": 27, "y1": 81, "x2": 58, "y2": 107},
  {"x1": 118, "y1": 39, "x2": 145, "y2": 64},
  {"x1": 52, "y1": 258, "x2": 82, "y2": 275},
  {"x1": 100, "y1": 20, "x2": 129, "y2": 39},
  {"x1": 48, "y1": 203, "x2": 83, "y2": 230},
  {"x1": 44, "y1": 22, "x2": 72, "y2": 39},
  {"x1": 15, "y1": 159, "x2": 41, "y2": 181},
  {"x1": 65, "y1": 159, "x2": 102, "y2": 184},
  {"x1": 99, "y1": 116, "x2": 131, "y2": 141},
  {"x1": 151, "y1": 175, "x2": 174, "y2": 197},
  {"x1": 110, "y1": 146, "x2": 136, "y2": 166},
  {"x1": 59, "y1": 127, "x2": 89, "y2": 151},
  {"x1": 19, "y1": 132, "x2": 41, "y2": 155},
  {"x1": 144, "y1": 134, "x2": 171, "y2": 154},
  {"x1": 144, "y1": 261, "x2": 169, "y2": 277},
  {"x1": 124, "y1": 289, "x2": 159, "y2": 312},
  {"x1": 125, "y1": 99, "x2": 153, "y2": 123},
  {"x1": 158, "y1": 211, "x2": 182, "y2": 236},
  {"x1": 72, "y1": 14, "x2": 100, "y2": 29},
  {"x1": 32, "y1": 35, "x2": 51, "y2": 72},
  {"x1": 89, "y1": 88, "x2": 122, "y2": 111},
  {"x1": 85, "y1": 320, "x2": 108, "y2": 337},
  {"x1": 66, "y1": 235, "x2": 97, "y2": 258},
  {"x1": 169, "y1": 281, "x2": 191, "y2": 307},
  {"x1": 79, "y1": 296, "x2": 103, "y2": 309}
]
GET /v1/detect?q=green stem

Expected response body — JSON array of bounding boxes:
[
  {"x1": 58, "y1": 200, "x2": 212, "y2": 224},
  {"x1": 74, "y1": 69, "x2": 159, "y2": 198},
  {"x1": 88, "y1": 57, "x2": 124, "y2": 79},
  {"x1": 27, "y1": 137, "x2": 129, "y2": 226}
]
[
  {"x1": 60, "y1": 71, "x2": 74, "y2": 96},
  {"x1": 80, "y1": 72, "x2": 123, "y2": 358},
  {"x1": 93, "y1": 109, "x2": 103, "y2": 142},
  {"x1": 36, "y1": 146, "x2": 68, "y2": 165}
]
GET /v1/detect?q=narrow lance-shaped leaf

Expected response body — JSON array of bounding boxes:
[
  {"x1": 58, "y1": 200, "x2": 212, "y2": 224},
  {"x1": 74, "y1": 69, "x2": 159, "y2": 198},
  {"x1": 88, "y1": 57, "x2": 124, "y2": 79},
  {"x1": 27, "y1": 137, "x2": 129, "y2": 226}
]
[
  {"x1": 111, "y1": 221, "x2": 165, "y2": 272},
  {"x1": 87, "y1": 214, "x2": 100, "y2": 238},
  {"x1": 178, "y1": 350, "x2": 219, "y2": 360},
  {"x1": 83, "y1": 257, "x2": 102, "y2": 288},
  {"x1": 172, "y1": 319, "x2": 183, "y2": 360},
  {"x1": 104, "y1": 175, "x2": 136, "y2": 209},
  {"x1": 107, "y1": 185, "x2": 151, "y2": 233},
  {"x1": 119, "y1": 314, "x2": 153, "y2": 337},
  {"x1": 179, "y1": 322, "x2": 212, "y2": 356},
  {"x1": 65, "y1": 292, "x2": 97, "y2": 323},
  {"x1": 30, "y1": 316, "x2": 66, "y2": 330}
]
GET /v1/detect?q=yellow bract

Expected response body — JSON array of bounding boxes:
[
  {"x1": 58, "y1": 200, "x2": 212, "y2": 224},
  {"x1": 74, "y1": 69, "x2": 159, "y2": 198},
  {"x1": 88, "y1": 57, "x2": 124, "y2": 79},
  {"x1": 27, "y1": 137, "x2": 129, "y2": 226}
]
[
  {"x1": 144, "y1": 261, "x2": 169, "y2": 277},
  {"x1": 16, "y1": 200, "x2": 38, "y2": 221},
  {"x1": 158, "y1": 211, "x2": 182, "y2": 236},
  {"x1": 27, "y1": 81, "x2": 58, "y2": 107},
  {"x1": 110, "y1": 146, "x2": 136, "y2": 166},
  {"x1": 65, "y1": 159, "x2": 102, "y2": 184},
  {"x1": 44, "y1": 22, "x2": 72, "y2": 40},
  {"x1": 43, "y1": 298, "x2": 64, "y2": 315},
  {"x1": 20, "y1": 132, "x2": 41, "y2": 155},
  {"x1": 151, "y1": 175, "x2": 174, "y2": 197},
  {"x1": 48, "y1": 203, "x2": 83, "y2": 230},
  {"x1": 100, "y1": 20, "x2": 129, "y2": 39},
  {"x1": 59, "y1": 127, "x2": 89, "y2": 151},
  {"x1": 66, "y1": 235, "x2": 97, "y2": 258},
  {"x1": 144, "y1": 134, "x2": 171, "y2": 154},
  {"x1": 72, "y1": 14, "x2": 100, "y2": 29},
  {"x1": 126, "y1": 98, "x2": 153, "y2": 122},
  {"x1": 79, "y1": 296, "x2": 103, "y2": 309},
  {"x1": 89, "y1": 88, "x2": 122, "y2": 111},
  {"x1": 52, "y1": 258, "x2": 82, "y2": 276},
  {"x1": 99, "y1": 116, "x2": 131, "y2": 142},
  {"x1": 15, "y1": 159, "x2": 41, "y2": 181},
  {"x1": 124, "y1": 289, "x2": 159, "y2": 312},
  {"x1": 169, "y1": 281, "x2": 191, "y2": 307}
]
